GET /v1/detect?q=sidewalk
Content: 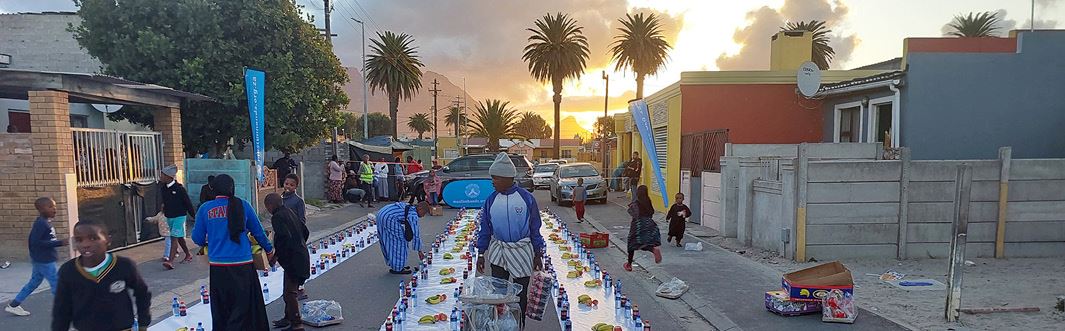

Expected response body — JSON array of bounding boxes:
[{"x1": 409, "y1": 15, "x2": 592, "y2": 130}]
[{"x1": 575, "y1": 196, "x2": 909, "y2": 331}]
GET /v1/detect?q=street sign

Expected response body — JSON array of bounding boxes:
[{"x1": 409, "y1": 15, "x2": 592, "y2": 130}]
[{"x1": 797, "y1": 61, "x2": 821, "y2": 98}]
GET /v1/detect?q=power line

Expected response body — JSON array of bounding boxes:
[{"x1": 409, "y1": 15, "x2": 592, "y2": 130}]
[{"x1": 346, "y1": 0, "x2": 382, "y2": 31}]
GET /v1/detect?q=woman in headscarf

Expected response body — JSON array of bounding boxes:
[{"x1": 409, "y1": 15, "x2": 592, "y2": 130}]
[
  {"x1": 326, "y1": 155, "x2": 344, "y2": 203},
  {"x1": 623, "y1": 185, "x2": 662, "y2": 271},
  {"x1": 191, "y1": 174, "x2": 274, "y2": 330}
]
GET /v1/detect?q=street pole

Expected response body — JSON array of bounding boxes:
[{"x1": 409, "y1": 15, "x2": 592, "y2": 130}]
[
  {"x1": 430, "y1": 79, "x2": 441, "y2": 156},
  {"x1": 602, "y1": 71, "x2": 609, "y2": 176},
  {"x1": 352, "y1": 18, "x2": 368, "y2": 140},
  {"x1": 324, "y1": 0, "x2": 339, "y2": 157},
  {"x1": 462, "y1": 77, "x2": 467, "y2": 155}
]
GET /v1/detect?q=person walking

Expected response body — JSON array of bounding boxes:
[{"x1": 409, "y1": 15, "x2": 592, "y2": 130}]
[
  {"x1": 624, "y1": 152, "x2": 643, "y2": 202},
  {"x1": 264, "y1": 193, "x2": 309, "y2": 331},
  {"x1": 623, "y1": 185, "x2": 662, "y2": 272},
  {"x1": 374, "y1": 156, "x2": 390, "y2": 201},
  {"x1": 572, "y1": 177, "x2": 587, "y2": 223},
  {"x1": 358, "y1": 154, "x2": 376, "y2": 208},
  {"x1": 6, "y1": 197, "x2": 68, "y2": 317},
  {"x1": 375, "y1": 201, "x2": 430, "y2": 274},
  {"x1": 666, "y1": 192, "x2": 692, "y2": 247},
  {"x1": 160, "y1": 165, "x2": 196, "y2": 270},
  {"x1": 192, "y1": 174, "x2": 274, "y2": 330},
  {"x1": 326, "y1": 156, "x2": 345, "y2": 203},
  {"x1": 475, "y1": 153, "x2": 545, "y2": 329}
]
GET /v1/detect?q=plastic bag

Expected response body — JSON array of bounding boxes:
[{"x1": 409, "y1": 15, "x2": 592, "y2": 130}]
[
  {"x1": 301, "y1": 300, "x2": 344, "y2": 327},
  {"x1": 463, "y1": 302, "x2": 520, "y2": 331},
  {"x1": 525, "y1": 272, "x2": 553, "y2": 321},
  {"x1": 684, "y1": 242, "x2": 703, "y2": 251},
  {"x1": 655, "y1": 277, "x2": 689, "y2": 299},
  {"x1": 821, "y1": 289, "x2": 857, "y2": 324},
  {"x1": 461, "y1": 276, "x2": 523, "y2": 302}
]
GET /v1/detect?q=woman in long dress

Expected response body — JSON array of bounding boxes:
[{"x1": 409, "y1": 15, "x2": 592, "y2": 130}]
[
  {"x1": 624, "y1": 185, "x2": 662, "y2": 271},
  {"x1": 326, "y1": 155, "x2": 344, "y2": 203}
]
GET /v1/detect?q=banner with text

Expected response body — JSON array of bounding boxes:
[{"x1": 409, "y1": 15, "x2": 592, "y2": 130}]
[
  {"x1": 629, "y1": 99, "x2": 669, "y2": 206},
  {"x1": 244, "y1": 68, "x2": 266, "y2": 183}
]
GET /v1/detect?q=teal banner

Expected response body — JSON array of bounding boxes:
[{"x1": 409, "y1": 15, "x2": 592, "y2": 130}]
[
  {"x1": 441, "y1": 179, "x2": 494, "y2": 208},
  {"x1": 629, "y1": 99, "x2": 669, "y2": 206}
]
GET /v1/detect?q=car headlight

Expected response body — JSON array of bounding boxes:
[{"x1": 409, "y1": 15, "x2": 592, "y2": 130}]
[
  {"x1": 586, "y1": 184, "x2": 598, "y2": 190},
  {"x1": 560, "y1": 185, "x2": 572, "y2": 192}
]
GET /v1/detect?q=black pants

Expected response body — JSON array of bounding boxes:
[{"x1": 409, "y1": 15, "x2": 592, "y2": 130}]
[
  {"x1": 209, "y1": 263, "x2": 269, "y2": 331},
  {"x1": 359, "y1": 181, "x2": 375, "y2": 203},
  {"x1": 490, "y1": 264, "x2": 529, "y2": 329},
  {"x1": 283, "y1": 273, "x2": 304, "y2": 327},
  {"x1": 627, "y1": 246, "x2": 654, "y2": 264}
]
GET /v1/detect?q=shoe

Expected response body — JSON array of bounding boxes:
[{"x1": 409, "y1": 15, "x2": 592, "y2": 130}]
[
  {"x1": 273, "y1": 319, "x2": 291, "y2": 328},
  {"x1": 161, "y1": 257, "x2": 170, "y2": 262},
  {"x1": 298, "y1": 292, "x2": 309, "y2": 301},
  {"x1": 5, "y1": 305, "x2": 30, "y2": 316},
  {"x1": 652, "y1": 246, "x2": 662, "y2": 263},
  {"x1": 389, "y1": 268, "x2": 413, "y2": 274},
  {"x1": 623, "y1": 262, "x2": 633, "y2": 272},
  {"x1": 279, "y1": 325, "x2": 305, "y2": 331},
  {"x1": 676, "y1": 242, "x2": 683, "y2": 247},
  {"x1": 181, "y1": 255, "x2": 193, "y2": 264},
  {"x1": 163, "y1": 261, "x2": 174, "y2": 270}
]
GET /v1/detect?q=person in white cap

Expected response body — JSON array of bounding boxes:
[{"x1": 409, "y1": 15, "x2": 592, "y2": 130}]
[
  {"x1": 158, "y1": 165, "x2": 195, "y2": 270},
  {"x1": 475, "y1": 153, "x2": 544, "y2": 328}
]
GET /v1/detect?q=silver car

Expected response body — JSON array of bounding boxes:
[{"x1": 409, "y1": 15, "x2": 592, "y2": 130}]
[
  {"x1": 531, "y1": 163, "x2": 560, "y2": 189},
  {"x1": 550, "y1": 163, "x2": 607, "y2": 205}
]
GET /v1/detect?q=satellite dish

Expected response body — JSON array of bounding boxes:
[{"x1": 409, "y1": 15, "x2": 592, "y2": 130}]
[
  {"x1": 796, "y1": 61, "x2": 822, "y2": 98},
  {"x1": 91, "y1": 104, "x2": 123, "y2": 114}
]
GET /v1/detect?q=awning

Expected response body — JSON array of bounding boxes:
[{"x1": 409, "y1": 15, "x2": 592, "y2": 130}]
[{"x1": 345, "y1": 140, "x2": 393, "y2": 154}]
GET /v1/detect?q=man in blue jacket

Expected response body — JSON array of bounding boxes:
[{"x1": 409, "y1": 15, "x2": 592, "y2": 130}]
[
  {"x1": 6, "y1": 197, "x2": 68, "y2": 316},
  {"x1": 475, "y1": 153, "x2": 545, "y2": 328}
]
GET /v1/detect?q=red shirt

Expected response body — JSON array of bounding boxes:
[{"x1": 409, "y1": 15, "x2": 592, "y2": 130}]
[{"x1": 408, "y1": 162, "x2": 423, "y2": 173}]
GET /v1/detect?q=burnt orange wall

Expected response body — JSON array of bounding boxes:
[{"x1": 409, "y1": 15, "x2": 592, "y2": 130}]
[{"x1": 680, "y1": 84, "x2": 823, "y2": 144}]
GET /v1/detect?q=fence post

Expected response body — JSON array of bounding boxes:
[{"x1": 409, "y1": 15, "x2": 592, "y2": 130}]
[
  {"x1": 299, "y1": 161, "x2": 306, "y2": 200},
  {"x1": 795, "y1": 143, "x2": 809, "y2": 262},
  {"x1": 995, "y1": 147, "x2": 1012, "y2": 258},
  {"x1": 896, "y1": 148, "x2": 911, "y2": 259},
  {"x1": 945, "y1": 164, "x2": 973, "y2": 322}
]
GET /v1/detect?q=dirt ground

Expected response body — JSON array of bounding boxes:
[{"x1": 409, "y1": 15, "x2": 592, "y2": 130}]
[{"x1": 700, "y1": 233, "x2": 1065, "y2": 331}]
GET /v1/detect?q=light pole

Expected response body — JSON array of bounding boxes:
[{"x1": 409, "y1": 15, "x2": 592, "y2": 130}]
[
  {"x1": 602, "y1": 71, "x2": 609, "y2": 177},
  {"x1": 352, "y1": 18, "x2": 368, "y2": 139}
]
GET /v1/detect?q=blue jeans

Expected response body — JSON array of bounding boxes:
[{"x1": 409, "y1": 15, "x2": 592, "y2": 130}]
[
  {"x1": 12, "y1": 262, "x2": 58, "y2": 306},
  {"x1": 163, "y1": 236, "x2": 172, "y2": 259},
  {"x1": 428, "y1": 192, "x2": 438, "y2": 204}
]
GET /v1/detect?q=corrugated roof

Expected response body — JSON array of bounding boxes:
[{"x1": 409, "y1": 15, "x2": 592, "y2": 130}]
[{"x1": 818, "y1": 71, "x2": 904, "y2": 93}]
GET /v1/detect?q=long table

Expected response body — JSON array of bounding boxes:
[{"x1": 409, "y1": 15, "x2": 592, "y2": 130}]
[{"x1": 150, "y1": 219, "x2": 379, "y2": 331}]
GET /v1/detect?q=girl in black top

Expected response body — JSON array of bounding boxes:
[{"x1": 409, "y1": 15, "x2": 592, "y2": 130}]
[
  {"x1": 666, "y1": 192, "x2": 692, "y2": 247},
  {"x1": 624, "y1": 185, "x2": 662, "y2": 271}
]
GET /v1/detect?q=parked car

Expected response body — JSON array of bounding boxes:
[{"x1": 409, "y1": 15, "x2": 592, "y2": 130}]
[
  {"x1": 549, "y1": 162, "x2": 607, "y2": 206},
  {"x1": 546, "y1": 159, "x2": 568, "y2": 164},
  {"x1": 531, "y1": 163, "x2": 560, "y2": 189},
  {"x1": 405, "y1": 153, "x2": 535, "y2": 202}
]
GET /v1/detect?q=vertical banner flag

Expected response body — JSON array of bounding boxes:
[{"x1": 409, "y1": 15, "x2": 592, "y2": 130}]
[
  {"x1": 628, "y1": 99, "x2": 669, "y2": 206},
  {"x1": 244, "y1": 68, "x2": 266, "y2": 183}
]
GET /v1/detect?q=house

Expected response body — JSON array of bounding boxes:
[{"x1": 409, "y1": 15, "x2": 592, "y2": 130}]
[{"x1": 816, "y1": 30, "x2": 1065, "y2": 160}]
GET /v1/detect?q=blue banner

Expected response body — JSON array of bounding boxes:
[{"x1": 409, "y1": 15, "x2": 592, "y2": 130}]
[
  {"x1": 244, "y1": 68, "x2": 266, "y2": 183},
  {"x1": 441, "y1": 179, "x2": 494, "y2": 208},
  {"x1": 629, "y1": 99, "x2": 669, "y2": 206}
]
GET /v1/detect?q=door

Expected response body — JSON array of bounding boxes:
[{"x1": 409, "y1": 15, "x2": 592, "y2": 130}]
[{"x1": 680, "y1": 170, "x2": 691, "y2": 209}]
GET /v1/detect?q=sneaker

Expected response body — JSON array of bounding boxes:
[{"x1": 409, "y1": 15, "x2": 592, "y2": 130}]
[
  {"x1": 652, "y1": 246, "x2": 662, "y2": 263},
  {"x1": 623, "y1": 262, "x2": 633, "y2": 272},
  {"x1": 5, "y1": 305, "x2": 30, "y2": 316}
]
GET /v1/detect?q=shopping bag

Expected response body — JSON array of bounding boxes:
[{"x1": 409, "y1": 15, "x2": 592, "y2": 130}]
[{"x1": 525, "y1": 271, "x2": 553, "y2": 321}]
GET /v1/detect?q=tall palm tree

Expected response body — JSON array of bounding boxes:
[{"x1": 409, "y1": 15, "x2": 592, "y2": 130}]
[
  {"x1": 946, "y1": 11, "x2": 1002, "y2": 38},
  {"x1": 610, "y1": 12, "x2": 672, "y2": 99},
  {"x1": 523, "y1": 13, "x2": 589, "y2": 158},
  {"x1": 468, "y1": 99, "x2": 522, "y2": 152},
  {"x1": 407, "y1": 112, "x2": 433, "y2": 140},
  {"x1": 781, "y1": 20, "x2": 835, "y2": 70},
  {"x1": 365, "y1": 31, "x2": 425, "y2": 138},
  {"x1": 444, "y1": 105, "x2": 467, "y2": 138},
  {"x1": 514, "y1": 111, "x2": 552, "y2": 139}
]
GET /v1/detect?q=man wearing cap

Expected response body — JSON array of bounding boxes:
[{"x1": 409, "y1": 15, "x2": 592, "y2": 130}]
[
  {"x1": 159, "y1": 165, "x2": 196, "y2": 270},
  {"x1": 476, "y1": 153, "x2": 545, "y2": 328}
]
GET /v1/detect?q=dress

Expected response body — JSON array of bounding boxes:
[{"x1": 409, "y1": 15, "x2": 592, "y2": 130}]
[
  {"x1": 626, "y1": 201, "x2": 661, "y2": 252},
  {"x1": 326, "y1": 161, "x2": 344, "y2": 202},
  {"x1": 667, "y1": 203, "x2": 692, "y2": 240},
  {"x1": 376, "y1": 203, "x2": 422, "y2": 271}
]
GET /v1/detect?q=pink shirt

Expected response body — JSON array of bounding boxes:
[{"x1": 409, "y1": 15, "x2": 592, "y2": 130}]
[
  {"x1": 423, "y1": 176, "x2": 442, "y2": 193},
  {"x1": 327, "y1": 161, "x2": 344, "y2": 181}
]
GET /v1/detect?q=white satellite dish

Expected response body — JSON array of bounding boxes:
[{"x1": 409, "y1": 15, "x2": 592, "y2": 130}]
[
  {"x1": 91, "y1": 104, "x2": 123, "y2": 114},
  {"x1": 796, "y1": 61, "x2": 822, "y2": 98}
]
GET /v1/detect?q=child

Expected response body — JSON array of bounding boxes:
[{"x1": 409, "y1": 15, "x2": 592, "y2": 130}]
[
  {"x1": 52, "y1": 220, "x2": 151, "y2": 330},
  {"x1": 423, "y1": 170, "x2": 443, "y2": 206},
  {"x1": 624, "y1": 185, "x2": 662, "y2": 272},
  {"x1": 572, "y1": 177, "x2": 587, "y2": 222},
  {"x1": 666, "y1": 192, "x2": 692, "y2": 247},
  {"x1": 282, "y1": 174, "x2": 307, "y2": 225},
  {"x1": 6, "y1": 197, "x2": 68, "y2": 317},
  {"x1": 159, "y1": 165, "x2": 196, "y2": 270},
  {"x1": 265, "y1": 193, "x2": 310, "y2": 330}
]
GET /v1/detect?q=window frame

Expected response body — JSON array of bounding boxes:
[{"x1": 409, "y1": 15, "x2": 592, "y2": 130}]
[{"x1": 833, "y1": 101, "x2": 864, "y2": 143}]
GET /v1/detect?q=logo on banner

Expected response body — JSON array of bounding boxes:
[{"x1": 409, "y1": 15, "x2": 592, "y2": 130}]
[
  {"x1": 444, "y1": 179, "x2": 493, "y2": 208},
  {"x1": 465, "y1": 184, "x2": 480, "y2": 198}
]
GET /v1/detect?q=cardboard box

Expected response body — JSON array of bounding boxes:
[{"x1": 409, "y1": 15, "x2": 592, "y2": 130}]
[
  {"x1": 579, "y1": 232, "x2": 609, "y2": 249},
  {"x1": 430, "y1": 205, "x2": 444, "y2": 216},
  {"x1": 765, "y1": 290, "x2": 822, "y2": 316},
  {"x1": 782, "y1": 261, "x2": 854, "y2": 302},
  {"x1": 252, "y1": 248, "x2": 269, "y2": 271}
]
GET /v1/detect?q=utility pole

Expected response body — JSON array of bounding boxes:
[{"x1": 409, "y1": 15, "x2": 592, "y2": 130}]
[
  {"x1": 451, "y1": 96, "x2": 465, "y2": 155},
  {"x1": 352, "y1": 18, "x2": 368, "y2": 139},
  {"x1": 324, "y1": 0, "x2": 339, "y2": 158},
  {"x1": 462, "y1": 78, "x2": 467, "y2": 155},
  {"x1": 602, "y1": 71, "x2": 609, "y2": 177},
  {"x1": 430, "y1": 79, "x2": 441, "y2": 157}
]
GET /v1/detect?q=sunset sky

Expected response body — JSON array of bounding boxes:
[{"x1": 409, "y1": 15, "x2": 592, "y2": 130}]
[{"x1": 3, "y1": 0, "x2": 1063, "y2": 131}]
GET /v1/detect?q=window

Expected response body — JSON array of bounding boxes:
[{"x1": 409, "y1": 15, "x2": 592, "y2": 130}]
[
  {"x1": 834, "y1": 103, "x2": 862, "y2": 143},
  {"x1": 446, "y1": 158, "x2": 471, "y2": 171},
  {"x1": 559, "y1": 164, "x2": 599, "y2": 178},
  {"x1": 70, "y1": 115, "x2": 89, "y2": 128},
  {"x1": 868, "y1": 100, "x2": 894, "y2": 145},
  {"x1": 561, "y1": 149, "x2": 573, "y2": 158}
]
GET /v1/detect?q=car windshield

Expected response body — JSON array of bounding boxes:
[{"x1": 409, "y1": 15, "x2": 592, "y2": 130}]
[
  {"x1": 535, "y1": 164, "x2": 558, "y2": 173},
  {"x1": 560, "y1": 165, "x2": 598, "y2": 178}
]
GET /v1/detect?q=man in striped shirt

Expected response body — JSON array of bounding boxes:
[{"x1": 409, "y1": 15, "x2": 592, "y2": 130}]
[{"x1": 375, "y1": 201, "x2": 430, "y2": 274}]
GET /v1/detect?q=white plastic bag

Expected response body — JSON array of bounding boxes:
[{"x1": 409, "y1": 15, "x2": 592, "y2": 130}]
[
  {"x1": 655, "y1": 277, "x2": 689, "y2": 299},
  {"x1": 301, "y1": 300, "x2": 344, "y2": 327},
  {"x1": 684, "y1": 242, "x2": 703, "y2": 251}
]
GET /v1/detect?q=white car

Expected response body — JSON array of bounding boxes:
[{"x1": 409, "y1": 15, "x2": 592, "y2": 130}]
[
  {"x1": 549, "y1": 163, "x2": 607, "y2": 205},
  {"x1": 531, "y1": 163, "x2": 559, "y2": 189}
]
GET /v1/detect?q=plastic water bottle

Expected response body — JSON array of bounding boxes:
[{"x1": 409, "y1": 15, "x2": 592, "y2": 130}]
[
  {"x1": 616, "y1": 280, "x2": 623, "y2": 294},
  {"x1": 196, "y1": 322, "x2": 205, "y2": 331},
  {"x1": 263, "y1": 284, "x2": 270, "y2": 301},
  {"x1": 411, "y1": 288, "x2": 418, "y2": 307},
  {"x1": 450, "y1": 307, "x2": 459, "y2": 331},
  {"x1": 200, "y1": 285, "x2": 210, "y2": 304},
  {"x1": 635, "y1": 316, "x2": 643, "y2": 329},
  {"x1": 171, "y1": 297, "x2": 180, "y2": 316},
  {"x1": 131, "y1": 318, "x2": 138, "y2": 330},
  {"x1": 179, "y1": 301, "x2": 187, "y2": 316},
  {"x1": 399, "y1": 281, "x2": 405, "y2": 298}
]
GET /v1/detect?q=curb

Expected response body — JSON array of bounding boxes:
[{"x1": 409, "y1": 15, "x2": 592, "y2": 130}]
[{"x1": 578, "y1": 210, "x2": 743, "y2": 331}]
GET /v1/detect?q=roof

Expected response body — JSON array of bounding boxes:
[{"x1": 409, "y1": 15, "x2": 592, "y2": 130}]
[
  {"x1": 851, "y1": 58, "x2": 902, "y2": 71},
  {"x1": 360, "y1": 136, "x2": 413, "y2": 151},
  {"x1": 345, "y1": 140, "x2": 393, "y2": 154},
  {"x1": 818, "y1": 71, "x2": 905, "y2": 94},
  {"x1": 538, "y1": 138, "x2": 582, "y2": 147},
  {"x1": 0, "y1": 68, "x2": 214, "y2": 107}
]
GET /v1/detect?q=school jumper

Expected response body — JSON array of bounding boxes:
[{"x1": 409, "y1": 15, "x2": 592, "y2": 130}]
[{"x1": 51, "y1": 254, "x2": 151, "y2": 331}]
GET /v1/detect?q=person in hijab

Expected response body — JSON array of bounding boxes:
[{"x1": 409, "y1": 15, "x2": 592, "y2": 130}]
[
  {"x1": 192, "y1": 174, "x2": 274, "y2": 330},
  {"x1": 475, "y1": 153, "x2": 544, "y2": 329},
  {"x1": 623, "y1": 185, "x2": 662, "y2": 272},
  {"x1": 375, "y1": 201, "x2": 430, "y2": 274}
]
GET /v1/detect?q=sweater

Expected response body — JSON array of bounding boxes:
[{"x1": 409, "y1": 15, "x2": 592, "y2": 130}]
[
  {"x1": 159, "y1": 181, "x2": 195, "y2": 218},
  {"x1": 191, "y1": 197, "x2": 273, "y2": 265},
  {"x1": 281, "y1": 191, "x2": 307, "y2": 224},
  {"x1": 476, "y1": 184, "x2": 545, "y2": 254},
  {"x1": 52, "y1": 255, "x2": 151, "y2": 331},
  {"x1": 270, "y1": 206, "x2": 310, "y2": 282},
  {"x1": 27, "y1": 216, "x2": 63, "y2": 263}
]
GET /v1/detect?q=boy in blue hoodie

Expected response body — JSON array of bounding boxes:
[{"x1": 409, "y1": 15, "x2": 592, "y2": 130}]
[{"x1": 6, "y1": 197, "x2": 68, "y2": 316}]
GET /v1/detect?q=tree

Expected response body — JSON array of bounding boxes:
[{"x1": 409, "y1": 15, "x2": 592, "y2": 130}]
[
  {"x1": 365, "y1": 31, "x2": 425, "y2": 138},
  {"x1": 593, "y1": 116, "x2": 615, "y2": 139},
  {"x1": 523, "y1": 13, "x2": 589, "y2": 158},
  {"x1": 343, "y1": 112, "x2": 392, "y2": 139},
  {"x1": 407, "y1": 113, "x2": 433, "y2": 140},
  {"x1": 946, "y1": 11, "x2": 1002, "y2": 38},
  {"x1": 444, "y1": 105, "x2": 467, "y2": 138},
  {"x1": 610, "y1": 12, "x2": 671, "y2": 99},
  {"x1": 468, "y1": 99, "x2": 522, "y2": 152},
  {"x1": 513, "y1": 111, "x2": 552, "y2": 139},
  {"x1": 72, "y1": 0, "x2": 348, "y2": 155},
  {"x1": 780, "y1": 20, "x2": 835, "y2": 70}
]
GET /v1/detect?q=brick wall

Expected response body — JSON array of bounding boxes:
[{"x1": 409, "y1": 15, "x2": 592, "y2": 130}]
[{"x1": 0, "y1": 134, "x2": 39, "y2": 259}]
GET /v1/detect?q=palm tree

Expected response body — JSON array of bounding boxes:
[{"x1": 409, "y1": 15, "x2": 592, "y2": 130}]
[
  {"x1": 407, "y1": 113, "x2": 433, "y2": 140},
  {"x1": 444, "y1": 105, "x2": 467, "y2": 138},
  {"x1": 365, "y1": 31, "x2": 425, "y2": 138},
  {"x1": 946, "y1": 11, "x2": 1002, "y2": 38},
  {"x1": 468, "y1": 99, "x2": 522, "y2": 152},
  {"x1": 523, "y1": 13, "x2": 589, "y2": 158},
  {"x1": 514, "y1": 111, "x2": 552, "y2": 139},
  {"x1": 780, "y1": 20, "x2": 835, "y2": 70},
  {"x1": 610, "y1": 12, "x2": 672, "y2": 99}
]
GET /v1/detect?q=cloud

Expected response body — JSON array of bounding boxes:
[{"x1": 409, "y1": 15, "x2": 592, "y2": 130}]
[{"x1": 716, "y1": 0, "x2": 859, "y2": 70}]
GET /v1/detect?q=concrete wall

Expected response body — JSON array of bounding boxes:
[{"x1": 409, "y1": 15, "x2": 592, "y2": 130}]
[
  {"x1": 233, "y1": 141, "x2": 346, "y2": 201},
  {"x1": 0, "y1": 12, "x2": 102, "y2": 73}
]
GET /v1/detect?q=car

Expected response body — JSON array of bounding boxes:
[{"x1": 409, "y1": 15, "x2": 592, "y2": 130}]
[
  {"x1": 404, "y1": 153, "x2": 535, "y2": 202},
  {"x1": 531, "y1": 163, "x2": 560, "y2": 189},
  {"x1": 546, "y1": 159, "x2": 568, "y2": 164},
  {"x1": 549, "y1": 162, "x2": 607, "y2": 206}
]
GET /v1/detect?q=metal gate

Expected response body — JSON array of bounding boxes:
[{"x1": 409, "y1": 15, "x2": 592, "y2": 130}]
[
  {"x1": 72, "y1": 128, "x2": 163, "y2": 187},
  {"x1": 680, "y1": 129, "x2": 730, "y2": 175}
]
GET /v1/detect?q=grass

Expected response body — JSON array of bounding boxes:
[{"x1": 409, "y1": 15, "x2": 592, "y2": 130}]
[{"x1": 306, "y1": 198, "x2": 325, "y2": 208}]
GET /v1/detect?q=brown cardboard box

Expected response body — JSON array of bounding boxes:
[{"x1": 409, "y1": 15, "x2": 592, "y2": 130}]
[
  {"x1": 430, "y1": 205, "x2": 444, "y2": 216},
  {"x1": 782, "y1": 261, "x2": 854, "y2": 301},
  {"x1": 252, "y1": 249, "x2": 269, "y2": 271}
]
